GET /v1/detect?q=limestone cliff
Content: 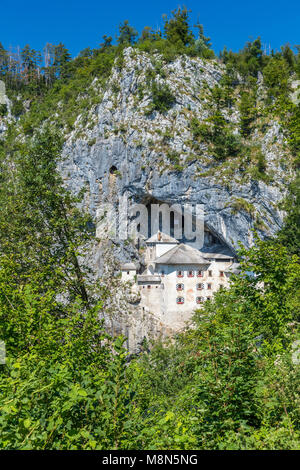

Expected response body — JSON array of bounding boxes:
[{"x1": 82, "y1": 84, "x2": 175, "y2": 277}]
[
  {"x1": 59, "y1": 47, "x2": 291, "y2": 256},
  {"x1": 1, "y1": 47, "x2": 296, "y2": 352}
]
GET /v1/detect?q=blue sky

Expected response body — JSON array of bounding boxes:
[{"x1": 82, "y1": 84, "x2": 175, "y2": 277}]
[{"x1": 1, "y1": 0, "x2": 299, "y2": 57}]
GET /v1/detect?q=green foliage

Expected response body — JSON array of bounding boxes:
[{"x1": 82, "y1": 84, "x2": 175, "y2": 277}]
[
  {"x1": 230, "y1": 197, "x2": 255, "y2": 216},
  {"x1": 9, "y1": 97, "x2": 24, "y2": 117},
  {"x1": 263, "y1": 57, "x2": 290, "y2": 102},
  {"x1": 194, "y1": 22, "x2": 214, "y2": 59},
  {"x1": 0, "y1": 130, "x2": 135, "y2": 449},
  {"x1": 191, "y1": 112, "x2": 243, "y2": 161},
  {"x1": 147, "y1": 81, "x2": 175, "y2": 114},
  {"x1": 286, "y1": 104, "x2": 300, "y2": 167},
  {"x1": 0, "y1": 103, "x2": 7, "y2": 116},
  {"x1": 163, "y1": 7, "x2": 194, "y2": 49},
  {"x1": 117, "y1": 20, "x2": 138, "y2": 46},
  {"x1": 126, "y1": 238, "x2": 300, "y2": 449},
  {"x1": 221, "y1": 37, "x2": 264, "y2": 79},
  {"x1": 239, "y1": 89, "x2": 257, "y2": 136},
  {"x1": 278, "y1": 173, "x2": 300, "y2": 257},
  {"x1": 0, "y1": 129, "x2": 299, "y2": 450},
  {"x1": 0, "y1": 11, "x2": 300, "y2": 451}
]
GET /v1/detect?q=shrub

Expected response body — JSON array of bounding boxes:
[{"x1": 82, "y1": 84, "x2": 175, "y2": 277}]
[
  {"x1": 0, "y1": 103, "x2": 7, "y2": 116},
  {"x1": 147, "y1": 81, "x2": 175, "y2": 114}
]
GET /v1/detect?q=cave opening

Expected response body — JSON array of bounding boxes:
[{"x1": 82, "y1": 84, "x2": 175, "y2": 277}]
[{"x1": 109, "y1": 165, "x2": 118, "y2": 175}]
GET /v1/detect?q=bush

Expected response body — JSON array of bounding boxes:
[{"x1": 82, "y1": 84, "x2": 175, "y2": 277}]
[
  {"x1": 190, "y1": 114, "x2": 243, "y2": 161},
  {"x1": 147, "y1": 81, "x2": 175, "y2": 114},
  {"x1": 0, "y1": 103, "x2": 7, "y2": 116}
]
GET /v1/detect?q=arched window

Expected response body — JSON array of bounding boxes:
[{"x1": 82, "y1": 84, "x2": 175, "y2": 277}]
[
  {"x1": 196, "y1": 296, "x2": 204, "y2": 304},
  {"x1": 220, "y1": 270, "x2": 224, "y2": 277},
  {"x1": 197, "y1": 270, "x2": 203, "y2": 277},
  {"x1": 176, "y1": 297, "x2": 184, "y2": 304},
  {"x1": 196, "y1": 283, "x2": 204, "y2": 290},
  {"x1": 187, "y1": 270, "x2": 194, "y2": 278},
  {"x1": 207, "y1": 283, "x2": 212, "y2": 290},
  {"x1": 176, "y1": 283, "x2": 184, "y2": 291},
  {"x1": 177, "y1": 270, "x2": 184, "y2": 278}
]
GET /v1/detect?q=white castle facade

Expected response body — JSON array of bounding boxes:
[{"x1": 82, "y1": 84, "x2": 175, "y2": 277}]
[{"x1": 121, "y1": 231, "x2": 240, "y2": 329}]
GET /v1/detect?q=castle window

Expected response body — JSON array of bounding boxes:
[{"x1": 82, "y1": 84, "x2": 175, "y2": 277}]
[
  {"x1": 161, "y1": 271, "x2": 165, "y2": 277},
  {"x1": 176, "y1": 283, "x2": 184, "y2": 291},
  {"x1": 207, "y1": 283, "x2": 212, "y2": 290},
  {"x1": 196, "y1": 296, "x2": 204, "y2": 304},
  {"x1": 177, "y1": 270, "x2": 184, "y2": 278},
  {"x1": 208, "y1": 270, "x2": 212, "y2": 277},
  {"x1": 187, "y1": 270, "x2": 194, "y2": 278},
  {"x1": 147, "y1": 285, "x2": 151, "y2": 289},
  {"x1": 220, "y1": 271, "x2": 224, "y2": 277},
  {"x1": 176, "y1": 297, "x2": 184, "y2": 304},
  {"x1": 197, "y1": 270, "x2": 203, "y2": 277},
  {"x1": 127, "y1": 271, "x2": 129, "y2": 275},
  {"x1": 207, "y1": 296, "x2": 211, "y2": 301},
  {"x1": 196, "y1": 283, "x2": 204, "y2": 290}
]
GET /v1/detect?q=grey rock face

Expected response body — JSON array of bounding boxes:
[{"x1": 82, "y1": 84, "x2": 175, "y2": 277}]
[
  {"x1": 60, "y1": 48, "x2": 288, "y2": 255},
  {"x1": 57, "y1": 48, "x2": 293, "y2": 351}
]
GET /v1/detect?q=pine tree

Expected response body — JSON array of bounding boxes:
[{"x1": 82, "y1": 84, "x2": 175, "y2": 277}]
[
  {"x1": 53, "y1": 43, "x2": 71, "y2": 79},
  {"x1": 117, "y1": 20, "x2": 138, "y2": 46},
  {"x1": 194, "y1": 21, "x2": 214, "y2": 58},
  {"x1": 163, "y1": 7, "x2": 194, "y2": 48}
]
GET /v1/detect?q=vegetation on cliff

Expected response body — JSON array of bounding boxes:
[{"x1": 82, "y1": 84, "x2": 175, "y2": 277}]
[{"x1": 0, "y1": 8, "x2": 299, "y2": 450}]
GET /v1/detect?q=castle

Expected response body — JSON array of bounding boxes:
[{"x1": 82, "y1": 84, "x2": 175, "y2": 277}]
[{"x1": 121, "y1": 231, "x2": 240, "y2": 329}]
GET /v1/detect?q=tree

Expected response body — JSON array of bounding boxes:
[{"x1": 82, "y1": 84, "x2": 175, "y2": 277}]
[
  {"x1": 194, "y1": 21, "x2": 214, "y2": 58},
  {"x1": 117, "y1": 20, "x2": 138, "y2": 46},
  {"x1": 147, "y1": 81, "x2": 176, "y2": 114},
  {"x1": 53, "y1": 43, "x2": 71, "y2": 79},
  {"x1": 0, "y1": 128, "x2": 92, "y2": 309},
  {"x1": 263, "y1": 56, "x2": 290, "y2": 101},
  {"x1": 0, "y1": 129, "x2": 134, "y2": 450},
  {"x1": 139, "y1": 26, "x2": 161, "y2": 43},
  {"x1": 281, "y1": 44, "x2": 296, "y2": 71},
  {"x1": 278, "y1": 173, "x2": 300, "y2": 257},
  {"x1": 163, "y1": 7, "x2": 194, "y2": 48},
  {"x1": 242, "y1": 37, "x2": 263, "y2": 76},
  {"x1": 0, "y1": 42, "x2": 8, "y2": 76},
  {"x1": 20, "y1": 45, "x2": 41, "y2": 84},
  {"x1": 127, "y1": 237, "x2": 300, "y2": 449},
  {"x1": 99, "y1": 35, "x2": 113, "y2": 52},
  {"x1": 42, "y1": 43, "x2": 55, "y2": 86},
  {"x1": 239, "y1": 89, "x2": 257, "y2": 136}
]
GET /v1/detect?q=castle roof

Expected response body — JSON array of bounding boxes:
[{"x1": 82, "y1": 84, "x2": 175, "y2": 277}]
[
  {"x1": 146, "y1": 231, "x2": 179, "y2": 244},
  {"x1": 154, "y1": 243, "x2": 210, "y2": 265}
]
